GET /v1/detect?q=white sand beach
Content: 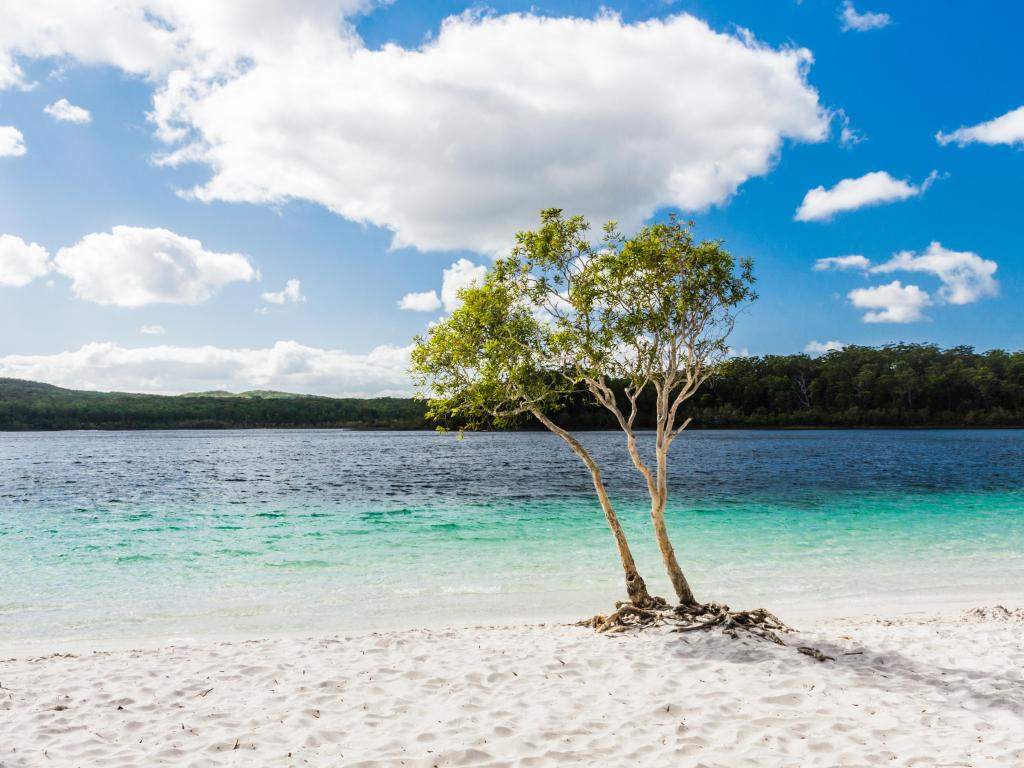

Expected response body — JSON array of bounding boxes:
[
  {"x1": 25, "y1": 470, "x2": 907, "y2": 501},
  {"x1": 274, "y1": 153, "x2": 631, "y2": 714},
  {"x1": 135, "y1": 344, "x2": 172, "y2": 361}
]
[{"x1": 2, "y1": 606, "x2": 1022, "y2": 767}]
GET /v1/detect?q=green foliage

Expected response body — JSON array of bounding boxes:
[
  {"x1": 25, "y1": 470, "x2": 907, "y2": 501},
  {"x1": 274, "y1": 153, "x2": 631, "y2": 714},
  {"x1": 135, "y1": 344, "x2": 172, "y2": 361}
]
[
  {"x1": 689, "y1": 344, "x2": 1024, "y2": 427},
  {"x1": 410, "y1": 209, "x2": 756, "y2": 429},
  {"x1": 410, "y1": 267, "x2": 563, "y2": 430}
]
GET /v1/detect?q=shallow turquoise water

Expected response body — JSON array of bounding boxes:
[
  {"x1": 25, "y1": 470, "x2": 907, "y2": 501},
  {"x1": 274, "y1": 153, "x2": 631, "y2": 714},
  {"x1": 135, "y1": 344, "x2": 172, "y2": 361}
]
[{"x1": 1, "y1": 430, "x2": 1022, "y2": 646}]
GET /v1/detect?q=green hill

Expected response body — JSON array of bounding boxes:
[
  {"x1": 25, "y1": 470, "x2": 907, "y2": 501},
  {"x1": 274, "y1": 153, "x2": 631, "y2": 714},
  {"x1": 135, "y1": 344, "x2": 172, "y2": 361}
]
[
  {"x1": 180, "y1": 389, "x2": 323, "y2": 400},
  {"x1": 0, "y1": 378, "x2": 426, "y2": 430},
  {"x1": 2, "y1": 343, "x2": 1023, "y2": 430}
]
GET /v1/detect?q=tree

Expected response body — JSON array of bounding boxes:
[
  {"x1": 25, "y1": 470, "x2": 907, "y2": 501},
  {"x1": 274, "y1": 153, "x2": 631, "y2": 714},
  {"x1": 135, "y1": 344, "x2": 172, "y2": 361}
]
[
  {"x1": 409, "y1": 252, "x2": 654, "y2": 606},
  {"x1": 410, "y1": 209, "x2": 755, "y2": 608}
]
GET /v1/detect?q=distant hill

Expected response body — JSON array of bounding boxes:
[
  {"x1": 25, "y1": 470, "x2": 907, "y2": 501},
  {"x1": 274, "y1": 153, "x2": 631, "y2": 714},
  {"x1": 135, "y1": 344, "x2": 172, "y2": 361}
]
[
  {"x1": 2, "y1": 343, "x2": 1023, "y2": 430},
  {"x1": 0, "y1": 378, "x2": 427, "y2": 430},
  {"x1": 180, "y1": 390, "x2": 326, "y2": 400}
]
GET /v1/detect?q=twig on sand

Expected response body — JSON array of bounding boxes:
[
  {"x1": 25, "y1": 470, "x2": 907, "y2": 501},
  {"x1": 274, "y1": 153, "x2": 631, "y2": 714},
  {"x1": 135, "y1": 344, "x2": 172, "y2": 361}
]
[{"x1": 798, "y1": 646, "x2": 835, "y2": 662}]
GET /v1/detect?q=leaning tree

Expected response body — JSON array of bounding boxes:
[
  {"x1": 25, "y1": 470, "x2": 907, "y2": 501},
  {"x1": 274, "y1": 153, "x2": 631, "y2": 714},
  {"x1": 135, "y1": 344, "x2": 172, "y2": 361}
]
[{"x1": 411, "y1": 209, "x2": 755, "y2": 613}]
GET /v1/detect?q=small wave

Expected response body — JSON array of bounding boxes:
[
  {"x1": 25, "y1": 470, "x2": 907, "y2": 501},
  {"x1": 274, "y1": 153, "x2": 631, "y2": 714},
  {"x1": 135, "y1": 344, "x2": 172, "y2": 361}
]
[
  {"x1": 441, "y1": 584, "x2": 502, "y2": 595},
  {"x1": 265, "y1": 559, "x2": 332, "y2": 569},
  {"x1": 116, "y1": 553, "x2": 156, "y2": 564}
]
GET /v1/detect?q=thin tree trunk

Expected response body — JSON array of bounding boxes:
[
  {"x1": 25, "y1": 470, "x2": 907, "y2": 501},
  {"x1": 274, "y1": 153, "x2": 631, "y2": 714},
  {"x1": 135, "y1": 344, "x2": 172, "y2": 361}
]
[
  {"x1": 530, "y1": 408, "x2": 653, "y2": 607},
  {"x1": 653, "y1": 398, "x2": 698, "y2": 607},
  {"x1": 650, "y1": 496, "x2": 696, "y2": 606},
  {"x1": 597, "y1": 381, "x2": 698, "y2": 607}
]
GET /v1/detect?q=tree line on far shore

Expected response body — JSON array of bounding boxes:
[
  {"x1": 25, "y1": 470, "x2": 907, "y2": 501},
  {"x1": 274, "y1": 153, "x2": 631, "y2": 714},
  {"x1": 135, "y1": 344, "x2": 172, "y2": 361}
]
[{"x1": 1, "y1": 343, "x2": 1023, "y2": 431}]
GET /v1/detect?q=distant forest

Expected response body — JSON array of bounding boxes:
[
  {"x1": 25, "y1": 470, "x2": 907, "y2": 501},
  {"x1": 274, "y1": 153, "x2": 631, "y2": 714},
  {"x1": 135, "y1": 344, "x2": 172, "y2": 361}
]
[{"x1": 2, "y1": 344, "x2": 1023, "y2": 431}]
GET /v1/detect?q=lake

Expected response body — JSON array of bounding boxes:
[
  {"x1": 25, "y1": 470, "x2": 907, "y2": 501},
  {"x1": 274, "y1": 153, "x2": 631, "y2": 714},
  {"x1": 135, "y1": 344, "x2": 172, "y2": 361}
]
[{"x1": 2, "y1": 429, "x2": 1022, "y2": 649}]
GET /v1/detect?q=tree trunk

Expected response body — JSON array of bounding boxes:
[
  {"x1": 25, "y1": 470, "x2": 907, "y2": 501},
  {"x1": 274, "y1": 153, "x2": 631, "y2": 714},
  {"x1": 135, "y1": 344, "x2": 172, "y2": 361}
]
[
  {"x1": 596, "y1": 478, "x2": 653, "y2": 607},
  {"x1": 651, "y1": 496, "x2": 697, "y2": 606},
  {"x1": 530, "y1": 408, "x2": 653, "y2": 607},
  {"x1": 653, "y1": 428, "x2": 698, "y2": 606}
]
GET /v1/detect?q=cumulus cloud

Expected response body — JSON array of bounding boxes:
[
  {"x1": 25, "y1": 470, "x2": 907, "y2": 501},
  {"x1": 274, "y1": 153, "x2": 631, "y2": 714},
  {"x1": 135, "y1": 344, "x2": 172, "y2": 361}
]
[
  {"x1": 936, "y1": 105, "x2": 1024, "y2": 147},
  {"x1": 804, "y1": 340, "x2": 846, "y2": 355},
  {"x1": 53, "y1": 225, "x2": 256, "y2": 307},
  {"x1": 400, "y1": 258, "x2": 487, "y2": 313},
  {"x1": 813, "y1": 254, "x2": 871, "y2": 272},
  {"x1": 848, "y1": 281, "x2": 931, "y2": 323},
  {"x1": 261, "y1": 278, "x2": 305, "y2": 305},
  {"x1": 870, "y1": 242, "x2": 998, "y2": 305},
  {"x1": 0, "y1": 4, "x2": 829, "y2": 254},
  {"x1": 817, "y1": 242, "x2": 999, "y2": 323},
  {"x1": 0, "y1": 234, "x2": 50, "y2": 286},
  {"x1": 0, "y1": 126, "x2": 26, "y2": 156},
  {"x1": 0, "y1": 0, "x2": 180, "y2": 90},
  {"x1": 398, "y1": 290, "x2": 442, "y2": 312},
  {"x1": 440, "y1": 259, "x2": 487, "y2": 312},
  {"x1": 839, "y1": 1, "x2": 891, "y2": 32},
  {"x1": 0, "y1": 340, "x2": 413, "y2": 397},
  {"x1": 795, "y1": 170, "x2": 939, "y2": 222},
  {"x1": 44, "y1": 98, "x2": 91, "y2": 123},
  {"x1": 139, "y1": 324, "x2": 165, "y2": 335},
  {"x1": 0, "y1": 1, "x2": 376, "y2": 91}
]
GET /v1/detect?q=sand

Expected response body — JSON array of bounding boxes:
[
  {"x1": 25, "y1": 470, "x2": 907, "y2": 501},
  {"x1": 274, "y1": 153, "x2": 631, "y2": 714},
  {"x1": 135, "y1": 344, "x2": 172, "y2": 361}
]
[{"x1": 2, "y1": 607, "x2": 1022, "y2": 767}]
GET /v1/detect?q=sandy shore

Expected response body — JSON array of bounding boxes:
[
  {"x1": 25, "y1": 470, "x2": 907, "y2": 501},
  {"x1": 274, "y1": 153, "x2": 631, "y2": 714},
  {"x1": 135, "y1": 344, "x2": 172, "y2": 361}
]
[{"x1": 2, "y1": 607, "x2": 1022, "y2": 767}]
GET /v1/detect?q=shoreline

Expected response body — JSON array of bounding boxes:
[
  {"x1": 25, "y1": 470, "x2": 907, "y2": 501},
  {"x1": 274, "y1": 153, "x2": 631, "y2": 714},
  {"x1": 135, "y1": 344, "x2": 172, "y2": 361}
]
[
  {"x1": 2, "y1": 606, "x2": 1021, "y2": 767},
  {"x1": 6, "y1": 587, "x2": 1023, "y2": 660},
  {"x1": 5, "y1": 425, "x2": 1024, "y2": 433}
]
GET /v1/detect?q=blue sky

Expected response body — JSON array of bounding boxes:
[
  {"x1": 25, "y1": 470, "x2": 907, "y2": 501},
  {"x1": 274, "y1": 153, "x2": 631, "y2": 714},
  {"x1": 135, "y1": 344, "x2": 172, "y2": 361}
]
[{"x1": 0, "y1": 0, "x2": 1021, "y2": 395}]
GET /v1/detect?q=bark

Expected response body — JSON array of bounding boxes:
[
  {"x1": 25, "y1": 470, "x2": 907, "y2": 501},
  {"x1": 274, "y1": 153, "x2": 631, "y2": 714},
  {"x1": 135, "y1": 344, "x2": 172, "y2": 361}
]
[
  {"x1": 653, "y1": 384, "x2": 698, "y2": 606},
  {"x1": 650, "y1": 495, "x2": 696, "y2": 606},
  {"x1": 587, "y1": 377, "x2": 698, "y2": 607},
  {"x1": 529, "y1": 407, "x2": 653, "y2": 607},
  {"x1": 628, "y1": 432, "x2": 695, "y2": 605}
]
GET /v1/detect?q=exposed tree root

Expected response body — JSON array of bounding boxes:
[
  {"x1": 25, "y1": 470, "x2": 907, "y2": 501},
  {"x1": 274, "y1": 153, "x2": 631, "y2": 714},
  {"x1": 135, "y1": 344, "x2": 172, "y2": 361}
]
[
  {"x1": 673, "y1": 603, "x2": 790, "y2": 645},
  {"x1": 576, "y1": 599, "x2": 834, "y2": 662}
]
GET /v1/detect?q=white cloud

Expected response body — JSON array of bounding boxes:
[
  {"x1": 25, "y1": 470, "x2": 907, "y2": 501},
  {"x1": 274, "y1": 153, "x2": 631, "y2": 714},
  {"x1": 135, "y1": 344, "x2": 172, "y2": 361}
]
[
  {"x1": 398, "y1": 290, "x2": 442, "y2": 312},
  {"x1": 53, "y1": 225, "x2": 256, "y2": 307},
  {"x1": 936, "y1": 105, "x2": 1024, "y2": 147},
  {"x1": 804, "y1": 340, "x2": 846, "y2": 355},
  {"x1": 0, "y1": 1, "x2": 376, "y2": 91},
  {"x1": 0, "y1": 126, "x2": 26, "y2": 156},
  {"x1": 840, "y1": 1, "x2": 891, "y2": 32},
  {"x1": 261, "y1": 278, "x2": 305, "y2": 305},
  {"x1": 43, "y1": 98, "x2": 91, "y2": 123},
  {"x1": 848, "y1": 281, "x2": 931, "y2": 323},
  {"x1": 139, "y1": 324, "x2": 165, "y2": 335},
  {"x1": 813, "y1": 254, "x2": 871, "y2": 272},
  {"x1": 795, "y1": 170, "x2": 939, "y2": 222},
  {"x1": 0, "y1": 5, "x2": 829, "y2": 254},
  {"x1": 835, "y1": 109, "x2": 865, "y2": 147},
  {"x1": 440, "y1": 259, "x2": 486, "y2": 312},
  {"x1": 0, "y1": 234, "x2": 50, "y2": 286},
  {"x1": 0, "y1": 1, "x2": 180, "y2": 90},
  {"x1": 0, "y1": 340, "x2": 413, "y2": 397},
  {"x1": 400, "y1": 258, "x2": 487, "y2": 313},
  {"x1": 870, "y1": 241, "x2": 998, "y2": 305}
]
